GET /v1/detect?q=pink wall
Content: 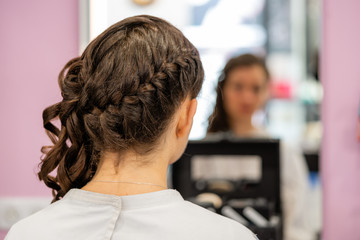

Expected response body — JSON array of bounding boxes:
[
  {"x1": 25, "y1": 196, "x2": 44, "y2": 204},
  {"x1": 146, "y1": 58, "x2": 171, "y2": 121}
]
[
  {"x1": 2, "y1": 0, "x2": 360, "y2": 239},
  {"x1": 321, "y1": 0, "x2": 360, "y2": 239},
  {"x1": 0, "y1": 0, "x2": 78, "y2": 237}
]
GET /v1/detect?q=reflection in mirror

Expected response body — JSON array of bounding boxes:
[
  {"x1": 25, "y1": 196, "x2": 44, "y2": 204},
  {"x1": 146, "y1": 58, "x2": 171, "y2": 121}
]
[{"x1": 82, "y1": 1, "x2": 322, "y2": 239}]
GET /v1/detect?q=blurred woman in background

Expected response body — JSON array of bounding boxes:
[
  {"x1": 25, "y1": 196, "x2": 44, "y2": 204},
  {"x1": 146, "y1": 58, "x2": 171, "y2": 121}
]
[{"x1": 207, "y1": 54, "x2": 315, "y2": 240}]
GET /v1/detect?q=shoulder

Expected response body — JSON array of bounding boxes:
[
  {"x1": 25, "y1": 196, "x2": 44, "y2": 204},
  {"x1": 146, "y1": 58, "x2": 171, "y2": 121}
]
[
  {"x1": 174, "y1": 200, "x2": 257, "y2": 239},
  {"x1": 5, "y1": 200, "x2": 64, "y2": 239}
]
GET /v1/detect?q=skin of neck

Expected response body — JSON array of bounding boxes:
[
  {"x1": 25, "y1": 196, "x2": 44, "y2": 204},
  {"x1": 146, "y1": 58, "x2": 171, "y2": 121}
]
[
  {"x1": 82, "y1": 97, "x2": 197, "y2": 196},
  {"x1": 228, "y1": 115, "x2": 256, "y2": 137}
]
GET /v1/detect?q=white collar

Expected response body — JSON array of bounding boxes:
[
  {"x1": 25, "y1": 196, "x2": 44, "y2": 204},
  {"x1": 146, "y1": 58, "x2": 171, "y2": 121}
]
[{"x1": 63, "y1": 188, "x2": 184, "y2": 210}]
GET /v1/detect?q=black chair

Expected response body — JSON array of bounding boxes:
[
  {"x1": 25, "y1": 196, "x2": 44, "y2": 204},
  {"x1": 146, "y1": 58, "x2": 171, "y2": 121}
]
[{"x1": 172, "y1": 139, "x2": 282, "y2": 240}]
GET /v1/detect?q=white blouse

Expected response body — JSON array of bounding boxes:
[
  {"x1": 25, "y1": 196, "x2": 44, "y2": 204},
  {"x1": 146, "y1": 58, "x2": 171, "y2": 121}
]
[{"x1": 5, "y1": 189, "x2": 257, "y2": 240}]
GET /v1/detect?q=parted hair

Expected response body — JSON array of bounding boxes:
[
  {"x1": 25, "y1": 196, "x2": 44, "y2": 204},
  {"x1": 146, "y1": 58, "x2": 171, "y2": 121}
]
[{"x1": 39, "y1": 15, "x2": 204, "y2": 202}]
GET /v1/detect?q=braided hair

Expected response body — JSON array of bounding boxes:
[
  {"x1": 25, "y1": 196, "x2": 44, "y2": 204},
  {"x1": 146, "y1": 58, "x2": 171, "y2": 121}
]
[{"x1": 39, "y1": 15, "x2": 204, "y2": 202}]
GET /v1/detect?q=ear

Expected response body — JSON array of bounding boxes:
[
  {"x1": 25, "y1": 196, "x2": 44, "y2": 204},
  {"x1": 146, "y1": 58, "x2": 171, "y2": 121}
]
[{"x1": 176, "y1": 98, "x2": 197, "y2": 138}]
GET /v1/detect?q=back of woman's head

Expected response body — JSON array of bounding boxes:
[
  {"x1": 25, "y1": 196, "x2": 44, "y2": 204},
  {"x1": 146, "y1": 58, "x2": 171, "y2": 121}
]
[
  {"x1": 39, "y1": 15, "x2": 204, "y2": 201},
  {"x1": 207, "y1": 53, "x2": 268, "y2": 133}
]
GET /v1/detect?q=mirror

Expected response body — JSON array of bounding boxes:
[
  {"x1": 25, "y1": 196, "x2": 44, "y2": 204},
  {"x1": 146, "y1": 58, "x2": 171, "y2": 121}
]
[{"x1": 80, "y1": 0, "x2": 322, "y2": 238}]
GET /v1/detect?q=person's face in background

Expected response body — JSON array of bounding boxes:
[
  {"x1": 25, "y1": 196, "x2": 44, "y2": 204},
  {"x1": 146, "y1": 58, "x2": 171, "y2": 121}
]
[{"x1": 222, "y1": 65, "x2": 269, "y2": 122}]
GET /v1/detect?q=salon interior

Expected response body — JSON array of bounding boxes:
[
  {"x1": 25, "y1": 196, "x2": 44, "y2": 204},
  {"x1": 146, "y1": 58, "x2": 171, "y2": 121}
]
[{"x1": 0, "y1": 0, "x2": 359, "y2": 240}]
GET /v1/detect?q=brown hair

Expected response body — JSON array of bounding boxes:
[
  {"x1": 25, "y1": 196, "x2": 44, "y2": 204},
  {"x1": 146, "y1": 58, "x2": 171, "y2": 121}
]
[
  {"x1": 39, "y1": 15, "x2": 204, "y2": 202},
  {"x1": 207, "y1": 53, "x2": 269, "y2": 133}
]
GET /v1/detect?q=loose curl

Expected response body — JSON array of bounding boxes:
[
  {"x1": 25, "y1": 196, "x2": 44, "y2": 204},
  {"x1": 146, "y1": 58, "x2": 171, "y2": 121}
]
[{"x1": 39, "y1": 15, "x2": 204, "y2": 202}]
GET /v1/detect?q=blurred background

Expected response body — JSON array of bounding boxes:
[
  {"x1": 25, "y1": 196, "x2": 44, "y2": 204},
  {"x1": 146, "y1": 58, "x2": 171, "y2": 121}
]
[
  {"x1": 0, "y1": 0, "x2": 359, "y2": 239},
  {"x1": 85, "y1": 0, "x2": 322, "y2": 147}
]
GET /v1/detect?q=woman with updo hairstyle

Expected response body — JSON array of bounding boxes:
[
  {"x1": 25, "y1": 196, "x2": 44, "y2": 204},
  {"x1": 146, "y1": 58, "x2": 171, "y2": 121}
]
[
  {"x1": 5, "y1": 16, "x2": 257, "y2": 240},
  {"x1": 206, "y1": 54, "x2": 314, "y2": 240}
]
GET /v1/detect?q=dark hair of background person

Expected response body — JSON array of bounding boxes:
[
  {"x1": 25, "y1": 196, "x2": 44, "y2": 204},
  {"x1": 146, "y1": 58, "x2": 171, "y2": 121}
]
[
  {"x1": 38, "y1": 15, "x2": 204, "y2": 202},
  {"x1": 207, "y1": 54, "x2": 269, "y2": 134}
]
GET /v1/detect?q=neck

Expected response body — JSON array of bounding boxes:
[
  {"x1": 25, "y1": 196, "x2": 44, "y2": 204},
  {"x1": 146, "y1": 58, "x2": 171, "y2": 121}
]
[
  {"x1": 82, "y1": 150, "x2": 169, "y2": 196},
  {"x1": 229, "y1": 116, "x2": 256, "y2": 136}
]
